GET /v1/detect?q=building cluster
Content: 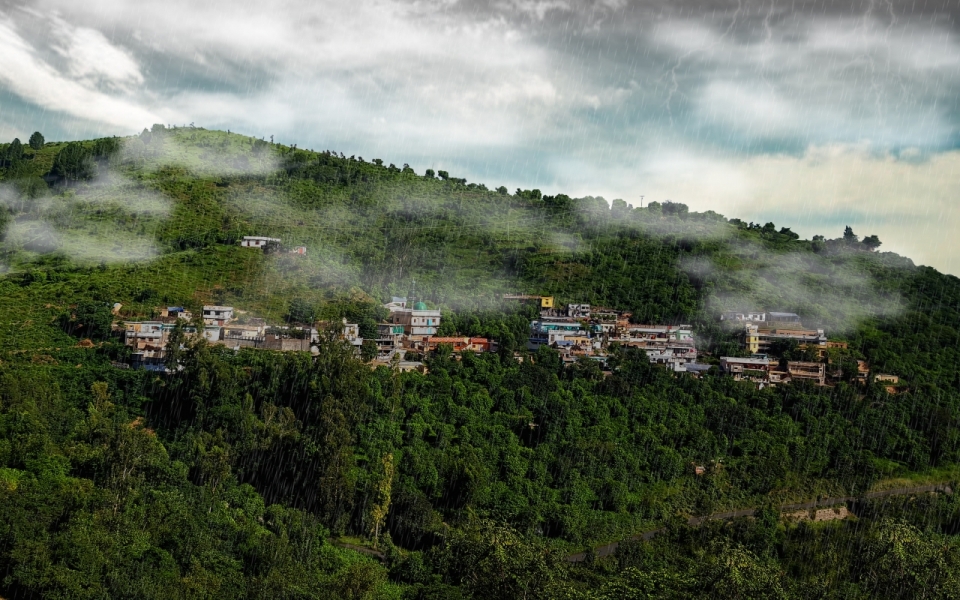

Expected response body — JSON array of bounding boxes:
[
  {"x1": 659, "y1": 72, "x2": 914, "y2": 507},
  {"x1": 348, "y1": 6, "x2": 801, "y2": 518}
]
[
  {"x1": 720, "y1": 356, "x2": 827, "y2": 387},
  {"x1": 123, "y1": 305, "x2": 340, "y2": 370},
  {"x1": 513, "y1": 296, "x2": 705, "y2": 373},
  {"x1": 718, "y1": 311, "x2": 900, "y2": 390},
  {"x1": 721, "y1": 311, "x2": 827, "y2": 354},
  {"x1": 117, "y1": 293, "x2": 903, "y2": 390},
  {"x1": 372, "y1": 297, "x2": 496, "y2": 363}
]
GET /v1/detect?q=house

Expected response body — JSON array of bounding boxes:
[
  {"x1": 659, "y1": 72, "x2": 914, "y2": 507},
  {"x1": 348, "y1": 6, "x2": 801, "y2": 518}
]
[
  {"x1": 240, "y1": 236, "x2": 281, "y2": 249},
  {"x1": 390, "y1": 302, "x2": 442, "y2": 336},
  {"x1": 290, "y1": 246, "x2": 307, "y2": 256},
  {"x1": 376, "y1": 323, "x2": 406, "y2": 355},
  {"x1": 567, "y1": 304, "x2": 591, "y2": 319},
  {"x1": 160, "y1": 306, "x2": 193, "y2": 321},
  {"x1": 384, "y1": 297, "x2": 408, "y2": 312},
  {"x1": 875, "y1": 373, "x2": 899, "y2": 384},
  {"x1": 646, "y1": 347, "x2": 698, "y2": 372},
  {"x1": 124, "y1": 320, "x2": 201, "y2": 365},
  {"x1": 220, "y1": 319, "x2": 267, "y2": 347},
  {"x1": 124, "y1": 321, "x2": 164, "y2": 357},
  {"x1": 720, "y1": 356, "x2": 773, "y2": 382},
  {"x1": 721, "y1": 311, "x2": 767, "y2": 323},
  {"x1": 622, "y1": 324, "x2": 694, "y2": 342},
  {"x1": 425, "y1": 337, "x2": 470, "y2": 352},
  {"x1": 857, "y1": 360, "x2": 870, "y2": 382},
  {"x1": 467, "y1": 338, "x2": 493, "y2": 353},
  {"x1": 528, "y1": 320, "x2": 589, "y2": 349},
  {"x1": 341, "y1": 321, "x2": 363, "y2": 349},
  {"x1": 787, "y1": 361, "x2": 826, "y2": 385},
  {"x1": 202, "y1": 305, "x2": 234, "y2": 326},
  {"x1": 742, "y1": 323, "x2": 826, "y2": 354}
]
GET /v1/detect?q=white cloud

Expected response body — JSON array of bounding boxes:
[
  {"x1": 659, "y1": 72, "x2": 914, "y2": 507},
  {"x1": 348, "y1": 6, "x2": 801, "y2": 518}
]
[
  {"x1": 3, "y1": 0, "x2": 960, "y2": 278},
  {"x1": 0, "y1": 12, "x2": 162, "y2": 132}
]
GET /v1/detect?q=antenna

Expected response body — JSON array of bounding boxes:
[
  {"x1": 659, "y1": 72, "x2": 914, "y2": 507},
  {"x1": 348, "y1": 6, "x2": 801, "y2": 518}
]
[{"x1": 640, "y1": 195, "x2": 644, "y2": 208}]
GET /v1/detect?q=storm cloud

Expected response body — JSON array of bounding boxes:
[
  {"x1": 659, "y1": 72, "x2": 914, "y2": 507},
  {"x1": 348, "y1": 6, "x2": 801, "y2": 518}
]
[{"x1": 1, "y1": 0, "x2": 959, "y2": 271}]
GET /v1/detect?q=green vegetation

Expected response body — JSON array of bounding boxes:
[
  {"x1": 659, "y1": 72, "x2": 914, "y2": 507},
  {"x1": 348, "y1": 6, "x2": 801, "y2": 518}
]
[{"x1": 2, "y1": 126, "x2": 960, "y2": 597}]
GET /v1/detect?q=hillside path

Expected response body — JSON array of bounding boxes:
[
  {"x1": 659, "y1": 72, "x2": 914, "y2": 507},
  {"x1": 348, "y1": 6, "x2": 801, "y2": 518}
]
[{"x1": 566, "y1": 483, "x2": 953, "y2": 562}]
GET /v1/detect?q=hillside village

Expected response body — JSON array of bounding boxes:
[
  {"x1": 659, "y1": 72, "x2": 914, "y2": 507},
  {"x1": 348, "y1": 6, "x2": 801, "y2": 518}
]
[
  {"x1": 113, "y1": 235, "x2": 903, "y2": 388},
  {"x1": 115, "y1": 234, "x2": 901, "y2": 389}
]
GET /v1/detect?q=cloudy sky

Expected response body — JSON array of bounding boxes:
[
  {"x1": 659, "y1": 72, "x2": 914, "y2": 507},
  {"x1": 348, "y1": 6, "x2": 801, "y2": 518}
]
[{"x1": 2, "y1": 0, "x2": 960, "y2": 273}]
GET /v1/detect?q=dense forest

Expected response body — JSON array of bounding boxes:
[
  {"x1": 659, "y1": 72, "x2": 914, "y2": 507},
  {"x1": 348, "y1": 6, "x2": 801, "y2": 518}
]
[{"x1": 1, "y1": 126, "x2": 960, "y2": 598}]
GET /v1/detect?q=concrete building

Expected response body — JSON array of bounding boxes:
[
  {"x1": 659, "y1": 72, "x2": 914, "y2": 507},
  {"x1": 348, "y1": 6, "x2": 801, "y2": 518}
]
[
  {"x1": 720, "y1": 356, "x2": 773, "y2": 382},
  {"x1": 384, "y1": 297, "x2": 408, "y2": 312},
  {"x1": 786, "y1": 361, "x2": 826, "y2": 385},
  {"x1": 202, "y1": 306, "x2": 234, "y2": 326},
  {"x1": 376, "y1": 323, "x2": 406, "y2": 356},
  {"x1": 202, "y1": 326, "x2": 222, "y2": 342},
  {"x1": 742, "y1": 323, "x2": 826, "y2": 354},
  {"x1": 721, "y1": 311, "x2": 767, "y2": 323},
  {"x1": 124, "y1": 321, "x2": 165, "y2": 358},
  {"x1": 222, "y1": 321, "x2": 266, "y2": 347},
  {"x1": 622, "y1": 324, "x2": 694, "y2": 342},
  {"x1": 160, "y1": 306, "x2": 193, "y2": 321},
  {"x1": 424, "y1": 337, "x2": 470, "y2": 352},
  {"x1": 390, "y1": 302, "x2": 442, "y2": 337},
  {"x1": 646, "y1": 347, "x2": 699, "y2": 372},
  {"x1": 528, "y1": 320, "x2": 590, "y2": 349}
]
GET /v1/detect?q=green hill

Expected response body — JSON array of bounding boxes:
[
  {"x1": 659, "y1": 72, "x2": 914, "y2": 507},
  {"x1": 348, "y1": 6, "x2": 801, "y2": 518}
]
[{"x1": 2, "y1": 126, "x2": 960, "y2": 598}]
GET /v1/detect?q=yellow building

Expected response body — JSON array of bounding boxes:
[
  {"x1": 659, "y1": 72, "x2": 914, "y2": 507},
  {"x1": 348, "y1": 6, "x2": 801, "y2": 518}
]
[
  {"x1": 745, "y1": 324, "x2": 760, "y2": 354},
  {"x1": 540, "y1": 296, "x2": 554, "y2": 309}
]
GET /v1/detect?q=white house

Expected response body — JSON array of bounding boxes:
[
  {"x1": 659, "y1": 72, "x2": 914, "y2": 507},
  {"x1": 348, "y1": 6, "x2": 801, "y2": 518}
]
[{"x1": 240, "y1": 236, "x2": 281, "y2": 249}]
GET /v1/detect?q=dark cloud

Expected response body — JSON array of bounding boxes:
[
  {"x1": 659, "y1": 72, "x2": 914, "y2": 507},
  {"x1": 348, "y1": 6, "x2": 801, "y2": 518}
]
[{"x1": 2, "y1": 0, "x2": 960, "y2": 272}]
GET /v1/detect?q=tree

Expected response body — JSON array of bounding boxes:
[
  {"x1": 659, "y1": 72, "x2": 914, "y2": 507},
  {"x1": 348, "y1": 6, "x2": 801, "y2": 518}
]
[
  {"x1": 51, "y1": 142, "x2": 96, "y2": 181},
  {"x1": 61, "y1": 301, "x2": 114, "y2": 340},
  {"x1": 360, "y1": 339, "x2": 378, "y2": 362},
  {"x1": 779, "y1": 227, "x2": 799, "y2": 239},
  {"x1": 843, "y1": 225, "x2": 858, "y2": 244},
  {"x1": 7, "y1": 137, "x2": 23, "y2": 162},
  {"x1": 286, "y1": 298, "x2": 316, "y2": 325},
  {"x1": 28, "y1": 131, "x2": 44, "y2": 150},
  {"x1": 437, "y1": 517, "x2": 567, "y2": 600},
  {"x1": 424, "y1": 169, "x2": 435, "y2": 178},
  {"x1": 862, "y1": 234, "x2": 882, "y2": 251},
  {"x1": 497, "y1": 186, "x2": 508, "y2": 195},
  {"x1": 369, "y1": 453, "x2": 394, "y2": 545},
  {"x1": 662, "y1": 201, "x2": 689, "y2": 217}
]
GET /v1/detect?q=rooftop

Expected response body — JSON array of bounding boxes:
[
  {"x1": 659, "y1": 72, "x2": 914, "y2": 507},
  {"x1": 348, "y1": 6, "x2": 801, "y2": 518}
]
[{"x1": 721, "y1": 356, "x2": 770, "y2": 365}]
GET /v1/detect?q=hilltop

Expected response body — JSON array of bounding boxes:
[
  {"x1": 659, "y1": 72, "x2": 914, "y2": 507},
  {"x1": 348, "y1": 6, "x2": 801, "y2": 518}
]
[{"x1": 0, "y1": 126, "x2": 930, "y2": 345}]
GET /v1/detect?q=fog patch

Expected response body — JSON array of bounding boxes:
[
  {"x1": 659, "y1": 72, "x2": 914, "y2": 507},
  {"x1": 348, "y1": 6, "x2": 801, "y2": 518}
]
[
  {"x1": 683, "y1": 240, "x2": 906, "y2": 333},
  {"x1": 0, "y1": 162, "x2": 169, "y2": 269}
]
